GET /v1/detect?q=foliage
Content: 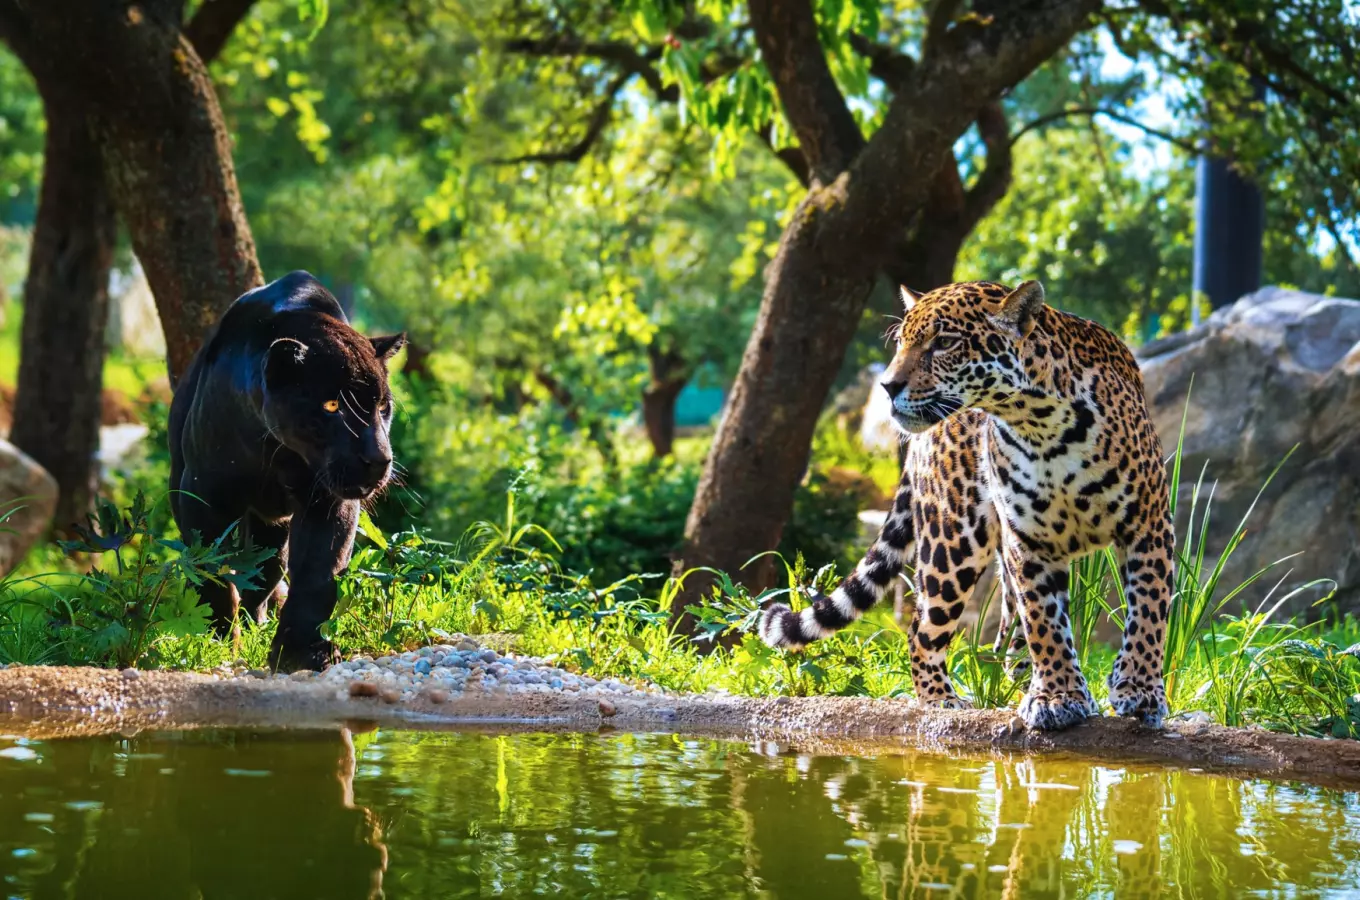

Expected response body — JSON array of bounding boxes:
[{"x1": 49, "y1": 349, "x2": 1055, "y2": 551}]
[
  {"x1": 0, "y1": 50, "x2": 42, "y2": 223},
  {"x1": 0, "y1": 493, "x2": 273, "y2": 669}
]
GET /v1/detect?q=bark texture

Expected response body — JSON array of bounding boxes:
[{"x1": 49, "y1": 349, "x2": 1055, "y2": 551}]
[
  {"x1": 672, "y1": 0, "x2": 1097, "y2": 627},
  {"x1": 642, "y1": 346, "x2": 689, "y2": 458},
  {"x1": 14, "y1": 0, "x2": 262, "y2": 383},
  {"x1": 8, "y1": 91, "x2": 116, "y2": 531}
]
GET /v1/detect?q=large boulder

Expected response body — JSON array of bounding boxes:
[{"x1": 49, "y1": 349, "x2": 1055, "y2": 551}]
[
  {"x1": 0, "y1": 439, "x2": 58, "y2": 575},
  {"x1": 1138, "y1": 287, "x2": 1360, "y2": 614}
]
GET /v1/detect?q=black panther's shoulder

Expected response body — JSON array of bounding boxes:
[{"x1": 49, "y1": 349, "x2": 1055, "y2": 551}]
[{"x1": 231, "y1": 271, "x2": 347, "y2": 324}]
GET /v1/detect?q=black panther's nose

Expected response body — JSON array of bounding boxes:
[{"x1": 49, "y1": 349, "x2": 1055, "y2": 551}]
[
  {"x1": 882, "y1": 380, "x2": 907, "y2": 400},
  {"x1": 359, "y1": 450, "x2": 393, "y2": 478}
]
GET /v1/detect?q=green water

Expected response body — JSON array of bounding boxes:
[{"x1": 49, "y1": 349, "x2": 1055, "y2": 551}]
[{"x1": 1, "y1": 729, "x2": 1358, "y2": 899}]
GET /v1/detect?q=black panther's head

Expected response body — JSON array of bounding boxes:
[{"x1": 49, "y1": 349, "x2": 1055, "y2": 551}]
[{"x1": 260, "y1": 316, "x2": 405, "y2": 501}]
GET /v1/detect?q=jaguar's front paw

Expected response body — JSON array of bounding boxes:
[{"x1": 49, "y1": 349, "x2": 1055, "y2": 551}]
[
  {"x1": 916, "y1": 693, "x2": 974, "y2": 711},
  {"x1": 1107, "y1": 678, "x2": 1168, "y2": 728},
  {"x1": 1017, "y1": 689, "x2": 1095, "y2": 731}
]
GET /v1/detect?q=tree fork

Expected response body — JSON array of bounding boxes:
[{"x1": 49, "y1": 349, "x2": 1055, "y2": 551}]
[
  {"x1": 669, "y1": 0, "x2": 1098, "y2": 633},
  {"x1": 14, "y1": 0, "x2": 262, "y2": 383}
]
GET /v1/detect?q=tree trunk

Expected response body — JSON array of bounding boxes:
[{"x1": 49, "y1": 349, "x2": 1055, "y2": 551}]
[
  {"x1": 14, "y1": 0, "x2": 262, "y2": 383},
  {"x1": 642, "y1": 346, "x2": 688, "y2": 458},
  {"x1": 9, "y1": 88, "x2": 115, "y2": 532},
  {"x1": 669, "y1": 0, "x2": 1095, "y2": 631}
]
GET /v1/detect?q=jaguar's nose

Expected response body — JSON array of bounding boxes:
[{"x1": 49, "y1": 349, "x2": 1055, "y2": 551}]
[{"x1": 881, "y1": 380, "x2": 907, "y2": 400}]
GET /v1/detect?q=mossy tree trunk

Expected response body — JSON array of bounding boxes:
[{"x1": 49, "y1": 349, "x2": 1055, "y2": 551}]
[{"x1": 8, "y1": 86, "x2": 114, "y2": 532}]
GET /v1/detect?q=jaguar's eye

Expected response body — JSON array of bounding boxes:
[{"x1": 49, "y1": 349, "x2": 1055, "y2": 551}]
[
  {"x1": 323, "y1": 399, "x2": 341, "y2": 414},
  {"x1": 933, "y1": 335, "x2": 960, "y2": 352}
]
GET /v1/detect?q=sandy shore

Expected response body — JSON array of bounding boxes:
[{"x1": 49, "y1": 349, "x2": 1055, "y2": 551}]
[{"x1": 3, "y1": 662, "x2": 1360, "y2": 788}]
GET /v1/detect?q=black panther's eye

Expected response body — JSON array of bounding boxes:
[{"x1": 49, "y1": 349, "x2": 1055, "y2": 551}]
[
  {"x1": 323, "y1": 399, "x2": 341, "y2": 414},
  {"x1": 933, "y1": 334, "x2": 961, "y2": 352}
]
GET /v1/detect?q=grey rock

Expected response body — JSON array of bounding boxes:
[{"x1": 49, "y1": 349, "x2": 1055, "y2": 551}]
[
  {"x1": 1139, "y1": 285, "x2": 1360, "y2": 615},
  {"x1": 0, "y1": 440, "x2": 58, "y2": 576}
]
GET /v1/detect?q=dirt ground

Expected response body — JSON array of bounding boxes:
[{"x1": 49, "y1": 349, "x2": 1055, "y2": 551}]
[{"x1": 3, "y1": 665, "x2": 1360, "y2": 788}]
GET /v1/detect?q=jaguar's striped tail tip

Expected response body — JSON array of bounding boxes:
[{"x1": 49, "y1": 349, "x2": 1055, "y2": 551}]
[{"x1": 757, "y1": 602, "x2": 808, "y2": 651}]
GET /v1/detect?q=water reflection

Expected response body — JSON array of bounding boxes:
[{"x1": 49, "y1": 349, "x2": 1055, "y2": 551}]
[
  {"x1": 0, "y1": 728, "x2": 386, "y2": 899},
  {"x1": 1, "y1": 729, "x2": 1357, "y2": 898}
]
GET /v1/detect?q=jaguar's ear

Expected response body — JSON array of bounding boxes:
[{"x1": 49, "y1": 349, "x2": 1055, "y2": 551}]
[
  {"x1": 369, "y1": 332, "x2": 407, "y2": 364},
  {"x1": 899, "y1": 285, "x2": 923, "y2": 312},
  {"x1": 264, "y1": 338, "x2": 309, "y2": 388},
  {"x1": 997, "y1": 280, "x2": 1046, "y2": 339}
]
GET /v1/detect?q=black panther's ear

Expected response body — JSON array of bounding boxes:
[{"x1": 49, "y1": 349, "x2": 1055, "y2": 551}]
[
  {"x1": 996, "y1": 280, "x2": 1046, "y2": 339},
  {"x1": 264, "y1": 338, "x2": 309, "y2": 388},
  {"x1": 370, "y1": 332, "x2": 407, "y2": 363}
]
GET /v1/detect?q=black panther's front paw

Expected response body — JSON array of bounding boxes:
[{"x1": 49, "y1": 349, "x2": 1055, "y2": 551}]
[{"x1": 269, "y1": 632, "x2": 339, "y2": 673}]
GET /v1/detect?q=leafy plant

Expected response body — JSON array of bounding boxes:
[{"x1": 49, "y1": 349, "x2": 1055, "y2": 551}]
[{"x1": 51, "y1": 493, "x2": 275, "y2": 668}]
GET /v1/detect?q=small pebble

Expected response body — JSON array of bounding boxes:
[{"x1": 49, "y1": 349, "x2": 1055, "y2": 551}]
[
  {"x1": 414, "y1": 659, "x2": 432, "y2": 675},
  {"x1": 598, "y1": 699, "x2": 617, "y2": 718},
  {"x1": 379, "y1": 688, "x2": 401, "y2": 704},
  {"x1": 349, "y1": 681, "x2": 379, "y2": 698},
  {"x1": 456, "y1": 638, "x2": 479, "y2": 652},
  {"x1": 289, "y1": 670, "x2": 313, "y2": 682},
  {"x1": 247, "y1": 669, "x2": 269, "y2": 679},
  {"x1": 121, "y1": 668, "x2": 140, "y2": 681},
  {"x1": 423, "y1": 688, "x2": 450, "y2": 704}
]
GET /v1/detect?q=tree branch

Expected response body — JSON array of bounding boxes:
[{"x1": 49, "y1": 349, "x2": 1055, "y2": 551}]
[
  {"x1": 1009, "y1": 105, "x2": 1199, "y2": 153},
  {"x1": 962, "y1": 101, "x2": 1012, "y2": 229},
  {"x1": 848, "y1": 33, "x2": 916, "y2": 91},
  {"x1": 488, "y1": 71, "x2": 630, "y2": 166},
  {"x1": 501, "y1": 35, "x2": 676, "y2": 101},
  {"x1": 757, "y1": 122, "x2": 810, "y2": 187},
  {"x1": 748, "y1": 0, "x2": 864, "y2": 185},
  {"x1": 837, "y1": 0, "x2": 1098, "y2": 254},
  {"x1": 924, "y1": 0, "x2": 963, "y2": 59},
  {"x1": 184, "y1": 0, "x2": 258, "y2": 65}
]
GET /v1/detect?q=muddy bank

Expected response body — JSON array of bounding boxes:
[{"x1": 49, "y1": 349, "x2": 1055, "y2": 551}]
[{"x1": 5, "y1": 665, "x2": 1360, "y2": 786}]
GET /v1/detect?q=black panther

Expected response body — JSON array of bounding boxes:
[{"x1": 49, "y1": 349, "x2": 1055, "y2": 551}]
[{"x1": 169, "y1": 271, "x2": 404, "y2": 671}]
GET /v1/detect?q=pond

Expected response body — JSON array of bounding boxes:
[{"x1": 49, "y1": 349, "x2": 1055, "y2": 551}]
[{"x1": 1, "y1": 728, "x2": 1358, "y2": 898}]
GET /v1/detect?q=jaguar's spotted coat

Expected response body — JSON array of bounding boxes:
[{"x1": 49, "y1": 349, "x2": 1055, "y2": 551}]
[{"x1": 759, "y1": 280, "x2": 1172, "y2": 731}]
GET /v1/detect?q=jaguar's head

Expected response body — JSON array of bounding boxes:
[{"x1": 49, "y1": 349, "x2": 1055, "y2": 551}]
[
  {"x1": 881, "y1": 280, "x2": 1047, "y2": 434},
  {"x1": 262, "y1": 321, "x2": 406, "y2": 501}
]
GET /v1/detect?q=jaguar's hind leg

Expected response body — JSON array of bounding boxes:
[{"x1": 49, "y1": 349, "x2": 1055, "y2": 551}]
[
  {"x1": 990, "y1": 557, "x2": 1031, "y2": 682},
  {"x1": 1108, "y1": 525, "x2": 1172, "y2": 727}
]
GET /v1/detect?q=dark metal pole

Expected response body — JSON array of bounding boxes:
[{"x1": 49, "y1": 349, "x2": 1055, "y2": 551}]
[
  {"x1": 1192, "y1": 155, "x2": 1264, "y2": 315},
  {"x1": 1192, "y1": 80, "x2": 1266, "y2": 319}
]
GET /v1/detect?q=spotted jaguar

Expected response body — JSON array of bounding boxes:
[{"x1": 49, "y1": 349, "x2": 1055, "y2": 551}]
[{"x1": 759, "y1": 280, "x2": 1172, "y2": 730}]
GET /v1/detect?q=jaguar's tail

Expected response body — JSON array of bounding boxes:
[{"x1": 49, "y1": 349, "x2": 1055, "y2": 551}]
[{"x1": 757, "y1": 479, "x2": 914, "y2": 650}]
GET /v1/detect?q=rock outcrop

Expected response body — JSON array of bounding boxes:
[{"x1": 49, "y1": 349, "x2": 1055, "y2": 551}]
[
  {"x1": 1139, "y1": 286, "x2": 1360, "y2": 615},
  {"x1": 0, "y1": 440, "x2": 58, "y2": 575}
]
